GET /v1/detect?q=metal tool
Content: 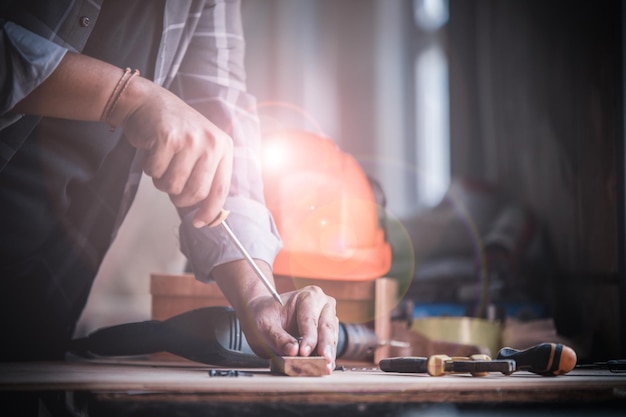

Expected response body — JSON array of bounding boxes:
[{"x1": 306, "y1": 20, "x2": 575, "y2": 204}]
[
  {"x1": 379, "y1": 354, "x2": 516, "y2": 377},
  {"x1": 497, "y1": 343, "x2": 577, "y2": 376},
  {"x1": 209, "y1": 209, "x2": 283, "y2": 306}
]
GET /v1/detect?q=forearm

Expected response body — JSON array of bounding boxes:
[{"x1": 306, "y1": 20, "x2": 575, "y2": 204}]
[
  {"x1": 211, "y1": 259, "x2": 277, "y2": 314},
  {"x1": 12, "y1": 52, "x2": 124, "y2": 121}
]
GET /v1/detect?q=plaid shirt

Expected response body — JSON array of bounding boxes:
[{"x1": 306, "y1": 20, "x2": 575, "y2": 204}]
[{"x1": 0, "y1": 0, "x2": 281, "y2": 282}]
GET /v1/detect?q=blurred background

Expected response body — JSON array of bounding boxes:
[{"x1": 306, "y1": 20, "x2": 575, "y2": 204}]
[{"x1": 77, "y1": 0, "x2": 624, "y2": 362}]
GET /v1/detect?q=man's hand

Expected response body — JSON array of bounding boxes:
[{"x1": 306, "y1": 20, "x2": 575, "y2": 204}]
[
  {"x1": 243, "y1": 286, "x2": 339, "y2": 374},
  {"x1": 212, "y1": 260, "x2": 339, "y2": 375},
  {"x1": 113, "y1": 76, "x2": 233, "y2": 228},
  {"x1": 12, "y1": 54, "x2": 233, "y2": 228}
]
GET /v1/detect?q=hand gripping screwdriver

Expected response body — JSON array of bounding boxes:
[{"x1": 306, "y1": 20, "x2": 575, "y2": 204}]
[{"x1": 496, "y1": 343, "x2": 577, "y2": 376}]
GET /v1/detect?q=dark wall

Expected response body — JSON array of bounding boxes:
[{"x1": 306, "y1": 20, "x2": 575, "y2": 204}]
[{"x1": 448, "y1": 0, "x2": 623, "y2": 360}]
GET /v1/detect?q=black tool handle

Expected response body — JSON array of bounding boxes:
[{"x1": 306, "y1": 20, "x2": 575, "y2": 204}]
[
  {"x1": 71, "y1": 320, "x2": 169, "y2": 357},
  {"x1": 447, "y1": 359, "x2": 516, "y2": 375},
  {"x1": 497, "y1": 343, "x2": 577, "y2": 376},
  {"x1": 379, "y1": 357, "x2": 429, "y2": 373}
]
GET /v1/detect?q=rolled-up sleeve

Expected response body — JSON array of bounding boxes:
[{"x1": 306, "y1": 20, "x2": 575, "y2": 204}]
[
  {"x1": 172, "y1": 0, "x2": 281, "y2": 282},
  {"x1": 0, "y1": 20, "x2": 67, "y2": 129},
  {"x1": 179, "y1": 197, "x2": 281, "y2": 281}
]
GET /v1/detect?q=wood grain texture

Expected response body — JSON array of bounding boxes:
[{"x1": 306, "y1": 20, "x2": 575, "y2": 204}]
[
  {"x1": 270, "y1": 356, "x2": 328, "y2": 377},
  {"x1": 150, "y1": 273, "x2": 377, "y2": 323},
  {"x1": 0, "y1": 361, "x2": 624, "y2": 404},
  {"x1": 374, "y1": 277, "x2": 398, "y2": 364}
]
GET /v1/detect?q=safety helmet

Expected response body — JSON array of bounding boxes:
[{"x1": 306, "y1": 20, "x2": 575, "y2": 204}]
[{"x1": 261, "y1": 129, "x2": 391, "y2": 281}]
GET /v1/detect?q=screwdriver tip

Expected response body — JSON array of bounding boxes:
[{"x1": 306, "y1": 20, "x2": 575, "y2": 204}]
[{"x1": 274, "y1": 292, "x2": 284, "y2": 306}]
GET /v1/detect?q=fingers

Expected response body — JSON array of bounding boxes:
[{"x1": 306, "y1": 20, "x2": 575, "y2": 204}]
[
  {"x1": 192, "y1": 144, "x2": 233, "y2": 227},
  {"x1": 293, "y1": 286, "x2": 338, "y2": 374},
  {"x1": 150, "y1": 141, "x2": 200, "y2": 197},
  {"x1": 236, "y1": 284, "x2": 339, "y2": 375},
  {"x1": 142, "y1": 128, "x2": 233, "y2": 226},
  {"x1": 122, "y1": 85, "x2": 233, "y2": 222},
  {"x1": 143, "y1": 134, "x2": 176, "y2": 180},
  {"x1": 314, "y1": 302, "x2": 339, "y2": 371}
]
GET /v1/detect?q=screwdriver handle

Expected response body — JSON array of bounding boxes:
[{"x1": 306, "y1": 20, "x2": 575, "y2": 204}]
[
  {"x1": 497, "y1": 343, "x2": 577, "y2": 376},
  {"x1": 427, "y1": 354, "x2": 452, "y2": 376},
  {"x1": 466, "y1": 354, "x2": 492, "y2": 377},
  {"x1": 379, "y1": 355, "x2": 456, "y2": 376},
  {"x1": 379, "y1": 357, "x2": 429, "y2": 374}
]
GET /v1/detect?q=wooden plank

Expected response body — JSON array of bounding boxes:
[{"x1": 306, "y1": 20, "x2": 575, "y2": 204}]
[
  {"x1": 0, "y1": 361, "x2": 624, "y2": 405},
  {"x1": 151, "y1": 296, "x2": 230, "y2": 321},
  {"x1": 150, "y1": 273, "x2": 377, "y2": 323},
  {"x1": 374, "y1": 277, "x2": 398, "y2": 364},
  {"x1": 270, "y1": 356, "x2": 328, "y2": 377},
  {"x1": 150, "y1": 274, "x2": 296, "y2": 297},
  {"x1": 288, "y1": 277, "x2": 375, "y2": 301}
]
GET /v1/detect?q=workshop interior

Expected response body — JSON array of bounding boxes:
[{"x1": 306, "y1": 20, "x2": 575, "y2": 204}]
[
  {"x1": 78, "y1": 0, "x2": 625, "y2": 366},
  {"x1": 38, "y1": 0, "x2": 626, "y2": 414}
]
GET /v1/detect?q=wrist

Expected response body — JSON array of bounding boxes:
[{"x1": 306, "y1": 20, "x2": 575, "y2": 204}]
[
  {"x1": 212, "y1": 259, "x2": 276, "y2": 312},
  {"x1": 103, "y1": 69, "x2": 152, "y2": 128}
]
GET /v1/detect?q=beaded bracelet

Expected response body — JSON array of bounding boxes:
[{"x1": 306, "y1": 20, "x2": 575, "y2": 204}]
[{"x1": 101, "y1": 67, "x2": 140, "y2": 127}]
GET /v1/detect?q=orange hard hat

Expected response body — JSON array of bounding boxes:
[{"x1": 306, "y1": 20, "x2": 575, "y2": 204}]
[{"x1": 262, "y1": 129, "x2": 391, "y2": 281}]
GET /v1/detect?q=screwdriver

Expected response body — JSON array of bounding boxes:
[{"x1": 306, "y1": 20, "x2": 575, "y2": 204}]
[
  {"x1": 208, "y1": 209, "x2": 283, "y2": 306},
  {"x1": 379, "y1": 354, "x2": 516, "y2": 377},
  {"x1": 496, "y1": 342, "x2": 577, "y2": 376}
]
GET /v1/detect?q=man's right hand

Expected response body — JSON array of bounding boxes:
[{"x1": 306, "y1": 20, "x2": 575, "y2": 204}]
[
  {"x1": 13, "y1": 52, "x2": 234, "y2": 228},
  {"x1": 112, "y1": 75, "x2": 234, "y2": 228}
]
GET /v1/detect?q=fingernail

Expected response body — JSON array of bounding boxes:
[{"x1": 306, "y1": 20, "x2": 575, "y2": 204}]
[
  {"x1": 193, "y1": 219, "x2": 205, "y2": 228},
  {"x1": 301, "y1": 344, "x2": 312, "y2": 356}
]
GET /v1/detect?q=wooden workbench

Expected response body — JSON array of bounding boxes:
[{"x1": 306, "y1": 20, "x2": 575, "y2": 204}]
[{"x1": 1, "y1": 359, "x2": 624, "y2": 416}]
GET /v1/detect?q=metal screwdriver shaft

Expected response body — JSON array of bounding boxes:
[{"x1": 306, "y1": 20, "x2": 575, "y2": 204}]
[{"x1": 219, "y1": 220, "x2": 284, "y2": 306}]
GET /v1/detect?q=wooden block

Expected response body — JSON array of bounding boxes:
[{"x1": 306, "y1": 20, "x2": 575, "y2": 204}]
[
  {"x1": 151, "y1": 296, "x2": 230, "y2": 321},
  {"x1": 151, "y1": 273, "x2": 297, "y2": 297},
  {"x1": 374, "y1": 277, "x2": 398, "y2": 364},
  {"x1": 150, "y1": 273, "x2": 378, "y2": 324},
  {"x1": 270, "y1": 356, "x2": 328, "y2": 377},
  {"x1": 288, "y1": 277, "x2": 375, "y2": 301}
]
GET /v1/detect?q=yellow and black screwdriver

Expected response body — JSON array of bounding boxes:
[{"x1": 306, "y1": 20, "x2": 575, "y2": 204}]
[{"x1": 496, "y1": 342, "x2": 577, "y2": 376}]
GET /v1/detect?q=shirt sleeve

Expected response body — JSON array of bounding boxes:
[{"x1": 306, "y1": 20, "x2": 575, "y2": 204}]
[
  {"x1": 0, "y1": 19, "x2": 68, "y2": 129},
  {"x1": 172, "y1": 0, "x2": 282, "y2": 282}
]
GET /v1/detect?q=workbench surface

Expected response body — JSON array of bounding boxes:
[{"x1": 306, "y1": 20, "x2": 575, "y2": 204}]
[{"x1": 1, "y1": 359, "x2": 624, "y2": 416}]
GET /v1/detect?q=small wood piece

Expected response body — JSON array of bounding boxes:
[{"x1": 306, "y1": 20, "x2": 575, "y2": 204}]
[
  {"x1": 270, "y1": 356, "x2": 328, "y2": 377},
  {"x1": 374, "y1": 277, "x2": 398, "y2": 364}
]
